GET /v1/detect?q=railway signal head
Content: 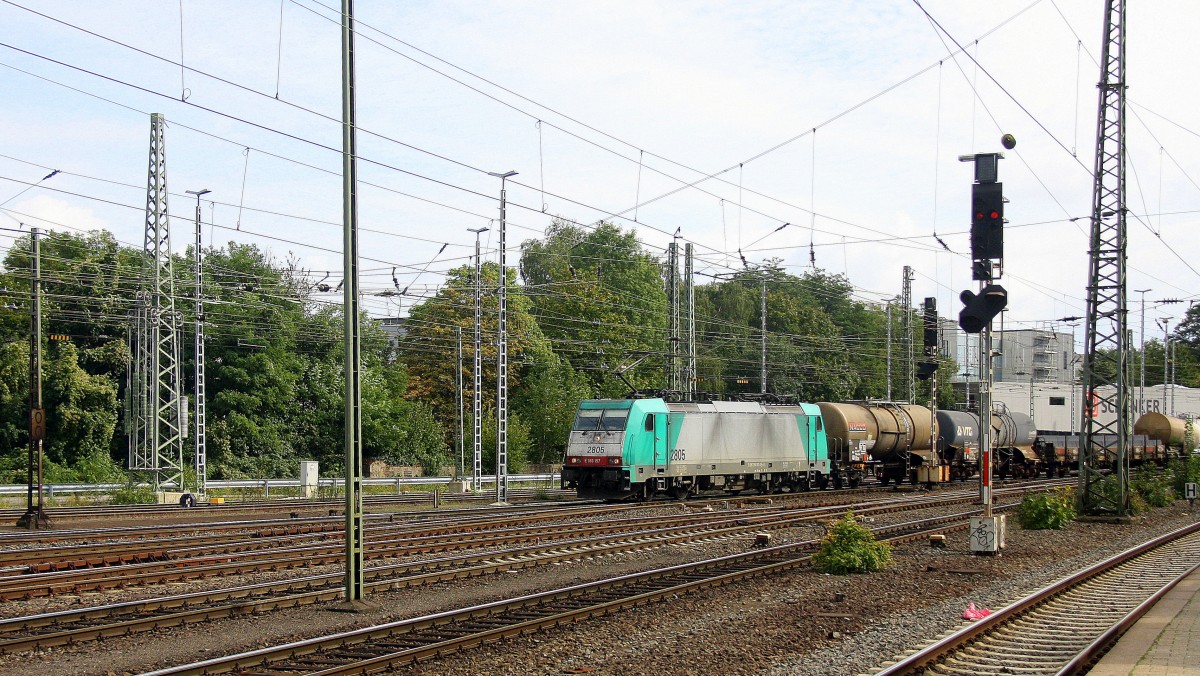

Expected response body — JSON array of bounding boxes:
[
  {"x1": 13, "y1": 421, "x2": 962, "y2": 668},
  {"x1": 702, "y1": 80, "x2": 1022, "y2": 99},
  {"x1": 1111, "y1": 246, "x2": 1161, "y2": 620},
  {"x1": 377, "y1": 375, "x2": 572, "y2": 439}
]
[
  {"x1": 917, "y1": 360, "x2": 938, "y2": 381},
  {"x1": 958, "y1": 284, "x2": 1007, "y2": 334},
  {"x1": 923, "y1": 297, "x2": 938, "y2": 353},
  {"x1": 971, "y1": 182, "x2": 1004, "y2": 262}
]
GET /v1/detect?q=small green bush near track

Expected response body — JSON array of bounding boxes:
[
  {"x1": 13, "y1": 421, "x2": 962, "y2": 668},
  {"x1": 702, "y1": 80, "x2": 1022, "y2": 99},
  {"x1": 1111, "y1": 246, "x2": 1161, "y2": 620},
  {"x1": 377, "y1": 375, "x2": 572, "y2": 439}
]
[
  {"x1": 1017, "y1": 487, "x2": 1076, "y2": 529},
  {"x1": 1169, "y1": 457, "x2": 1200, "y2": 496},
  {"x1": 812, "y1": 512, "x2": 892, "y2": 574},
  {"x1": 110, "y1": 483, "x2": 157, "y2": 505},
  {"x1": 1132, "y1": 469, "x2": 1175, "y2": 509}
]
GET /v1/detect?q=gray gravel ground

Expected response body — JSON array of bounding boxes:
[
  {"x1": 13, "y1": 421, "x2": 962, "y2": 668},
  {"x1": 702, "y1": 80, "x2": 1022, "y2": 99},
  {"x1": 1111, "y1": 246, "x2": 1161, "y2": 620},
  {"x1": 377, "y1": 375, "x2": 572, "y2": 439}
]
[{"x1": 0, "y1": 495, "x2": 1193, "y2": 676}]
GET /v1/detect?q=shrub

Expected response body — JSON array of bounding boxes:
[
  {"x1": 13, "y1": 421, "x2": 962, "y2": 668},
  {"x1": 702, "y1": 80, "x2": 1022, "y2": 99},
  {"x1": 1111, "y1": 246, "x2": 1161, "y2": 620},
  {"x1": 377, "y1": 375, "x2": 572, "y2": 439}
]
[
  {"x1": 1017, "y1": 487, "x2": 1076, "y2": 529},
  {"x1": 812, "y1": 512, "x2": 892, "y2": 574},
  {"x1": 1168, "y1": 457, "x2": 1200, "y2": 495},
  {"x1": 1132, "y1": 469, "x2": 1175, "y2": 508},
  {"x1": 110, "y1": 483, "x2": 156, "y2": 505}
]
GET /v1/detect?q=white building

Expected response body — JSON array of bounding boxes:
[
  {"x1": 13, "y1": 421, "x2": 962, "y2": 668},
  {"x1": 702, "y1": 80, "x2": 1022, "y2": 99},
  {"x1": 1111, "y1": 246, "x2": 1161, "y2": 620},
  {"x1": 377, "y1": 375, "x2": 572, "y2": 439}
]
[{"x1": 990, "y1": 382, "x2": 1199, "y2": 433}]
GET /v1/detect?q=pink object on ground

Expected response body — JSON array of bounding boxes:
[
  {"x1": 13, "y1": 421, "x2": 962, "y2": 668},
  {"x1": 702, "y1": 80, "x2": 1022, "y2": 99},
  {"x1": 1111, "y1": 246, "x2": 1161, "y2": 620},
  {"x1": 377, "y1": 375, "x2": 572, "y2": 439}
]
[{"x1": 962, "y1": 602, "x2": 993, "y2": 620}]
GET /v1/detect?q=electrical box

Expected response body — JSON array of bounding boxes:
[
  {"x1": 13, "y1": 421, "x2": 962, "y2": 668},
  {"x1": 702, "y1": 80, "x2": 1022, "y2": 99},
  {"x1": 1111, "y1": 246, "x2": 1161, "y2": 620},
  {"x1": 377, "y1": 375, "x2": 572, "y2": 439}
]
[
  {"x1": 970, "y1": 515, "x2": 1006, "y2": 554},
  {"x1": 300, "y1": 460, "x2": 319, "y2": 498}
]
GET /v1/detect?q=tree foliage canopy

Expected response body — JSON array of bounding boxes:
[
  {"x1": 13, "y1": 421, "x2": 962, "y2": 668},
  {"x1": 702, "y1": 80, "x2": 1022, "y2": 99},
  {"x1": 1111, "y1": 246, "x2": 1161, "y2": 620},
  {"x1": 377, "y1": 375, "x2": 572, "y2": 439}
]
[{"x1": 0, "y1": 221, "x2": 973, "y2": 485}]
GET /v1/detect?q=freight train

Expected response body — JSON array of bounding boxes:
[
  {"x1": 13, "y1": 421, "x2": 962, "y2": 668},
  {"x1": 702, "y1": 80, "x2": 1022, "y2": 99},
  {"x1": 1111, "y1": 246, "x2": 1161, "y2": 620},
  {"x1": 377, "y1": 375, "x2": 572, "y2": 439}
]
[
  {"x1": 1031, "y1": 412, "x2": 1196, "y2": 477},
  {"x1": 560, "y1": 397, "x2": 1039, "y2": 500}
]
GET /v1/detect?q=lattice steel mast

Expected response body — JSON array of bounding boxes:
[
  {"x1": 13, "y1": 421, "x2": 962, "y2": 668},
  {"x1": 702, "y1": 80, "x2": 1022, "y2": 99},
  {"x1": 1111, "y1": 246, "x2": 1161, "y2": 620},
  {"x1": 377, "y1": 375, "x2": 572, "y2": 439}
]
[
  {"x1": 665, "y1": 240, "x2": 679, "y2": 392},
  {"x1": 127, "y1": 113, "x2": 185, "y2": 491},
  {"x1": 684, "y1": 243, "x2": 696, "y2": 399},
  {"x1": 468, "y1": 227, "x2": 487, "y2": 493},
  {"x1": 1078, "y1": 0, "x2": 1130, "y2": 516},
  {"x1": 902, "y1": 266, "x2": 915, "y2": 403}
]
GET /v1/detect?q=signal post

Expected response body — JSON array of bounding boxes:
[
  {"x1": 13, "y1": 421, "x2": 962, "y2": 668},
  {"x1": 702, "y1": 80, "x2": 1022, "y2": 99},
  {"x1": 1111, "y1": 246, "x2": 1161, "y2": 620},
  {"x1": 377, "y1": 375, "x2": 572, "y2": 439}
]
[{"x1": 959, "y1": 141, "x2": 1012, "y2": 554}]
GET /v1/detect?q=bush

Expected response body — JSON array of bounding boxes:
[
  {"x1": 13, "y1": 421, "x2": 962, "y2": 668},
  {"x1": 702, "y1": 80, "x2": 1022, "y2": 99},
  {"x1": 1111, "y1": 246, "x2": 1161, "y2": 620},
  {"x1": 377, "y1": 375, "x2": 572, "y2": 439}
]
[
  {"x1": 1132, "y1": 469, "x2": 1175, "y2": 508},
  {"x1": 1017, "y1": 487, "x2": 1077, "y2": 529},
  {"x1": 812, "y1": 512, "x2": 892, "y2": 574},
  {"x1": 110, "y1": 483, "x2": 156, "y2": 505},
  {"x1": 1169, "y1": 457, "x2": 1200, "y2": 495}
]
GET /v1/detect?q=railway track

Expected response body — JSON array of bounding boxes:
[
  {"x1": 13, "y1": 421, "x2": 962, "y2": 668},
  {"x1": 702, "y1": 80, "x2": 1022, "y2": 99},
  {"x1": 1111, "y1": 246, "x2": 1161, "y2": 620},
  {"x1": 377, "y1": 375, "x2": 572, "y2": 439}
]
[
  {"x1": 0, "y1": 486, "x2": 578, "y2": 527},
  {"x1": 874, "y1": 521, "x2": 1200, "y2": 675},
  {"x1": 0, "y1": 500, "x2": 639, "y2": 568},
  {"x1": 140, "y1": 511, "x2": 989, "y2": 675},
  {"x1": 0, "y1": 490, "x2": 1007, "y2": 655},
  {"x1": 0, "y1": 482, "x2": 1015, "y2": 601}
]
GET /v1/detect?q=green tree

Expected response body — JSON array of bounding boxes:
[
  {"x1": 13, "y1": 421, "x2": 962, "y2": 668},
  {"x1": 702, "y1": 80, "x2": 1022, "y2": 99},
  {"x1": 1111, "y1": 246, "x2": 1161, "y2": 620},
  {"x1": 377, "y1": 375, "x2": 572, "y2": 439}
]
[
  {"x1": 399, "y1": 262, "x2": 556, "y2": 458},
  {"x1": 520, "y1": 219, "x2": 666, "y2": 394},
  {"x1": 513, "y1": 355, "x2": 594, "y2": 465}
]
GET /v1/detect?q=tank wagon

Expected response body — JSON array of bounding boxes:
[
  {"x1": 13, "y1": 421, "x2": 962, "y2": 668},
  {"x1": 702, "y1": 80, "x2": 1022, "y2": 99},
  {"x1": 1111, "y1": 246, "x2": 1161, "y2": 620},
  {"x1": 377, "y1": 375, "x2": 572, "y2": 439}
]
[
  {"x1": 561, "y1": 399, "x2": 835, "y2": 500},
  {"x1": 936, "y1": 410, "x2": 981, "y2": 478},
  {"x1": 819, "y1": 403, "x2": 1037, "y2": 483},
  {"x1": 980, "y1": 409, "x2": 1038, "y2": 478},
  {"x1": 1134, "y1": 412, "x2": 1199, "y2": 453},
  {"x1": 818, "y1": 402, "x2": 932, "y2": 486}
]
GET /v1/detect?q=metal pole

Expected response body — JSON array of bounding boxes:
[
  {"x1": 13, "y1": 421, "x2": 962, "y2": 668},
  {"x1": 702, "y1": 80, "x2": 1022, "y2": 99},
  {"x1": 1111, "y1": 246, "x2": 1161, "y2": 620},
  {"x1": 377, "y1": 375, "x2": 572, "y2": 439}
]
[
  {"x1": 665, "y1": 242, "x2": 678, "y2": 391},
  {"x1": 17, "y1": 228, "x2": 49, "y2": 529},
  {"x1": 1135, "y1": 289, "x2": 1150, "y2": 414},
  {"x1": 903, "y1": 266, "x2": 915, "y2": 404},
  {"x1": 1161, "y1": 318, "x2": 1169, "y2": 412},
  {"x1": 980, "y1": 320, "x2": 993, "y2": 516},
  {"x1": 468, "y1": 227, "x2": 487, "y2": 493},
  {"x1": 760, "y1": 278, "x2": 767, "y2": 395},
  {"x1": 456, "y1": 326, "x2": 464, "y2": 479},
  {"x1": 685, "y1": 243, "x2": 695, "y2": 399},
  {"x1": 489, "y1": 170, "x2": 517, "y2": 506},
  {"x1": 1170, "y1": 334, "x2": 1176, "y2": 415},
  {"x1": 886, "y1": 301, "x2": 892, "y2": 400},
  {"x1": 188, "y1": 189, "x2": 210, "y2": 498},
  {"x1": 340, "y1": 0, "x2": 366, "y2": 605}
]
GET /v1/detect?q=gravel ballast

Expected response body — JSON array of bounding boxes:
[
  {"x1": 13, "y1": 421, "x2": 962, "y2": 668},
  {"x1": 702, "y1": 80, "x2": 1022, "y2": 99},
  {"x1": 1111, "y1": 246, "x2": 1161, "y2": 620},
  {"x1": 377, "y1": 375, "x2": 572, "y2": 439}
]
[{"x1": 0, "y1": 497, "x2": 1194, "y2": 676}]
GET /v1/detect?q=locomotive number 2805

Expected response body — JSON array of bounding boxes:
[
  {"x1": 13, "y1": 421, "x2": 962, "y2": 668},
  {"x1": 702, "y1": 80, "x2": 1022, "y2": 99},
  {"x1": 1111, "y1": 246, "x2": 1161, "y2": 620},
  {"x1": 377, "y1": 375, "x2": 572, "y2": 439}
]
[{"x1": 670, "y1": 449, "x2": 686, "y2": 462}]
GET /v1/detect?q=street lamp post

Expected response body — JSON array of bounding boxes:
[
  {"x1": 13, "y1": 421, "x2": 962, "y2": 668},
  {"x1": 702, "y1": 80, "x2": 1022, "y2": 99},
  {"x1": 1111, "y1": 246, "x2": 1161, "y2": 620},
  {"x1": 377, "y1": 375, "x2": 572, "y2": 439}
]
[
  {"x1": 186, "y1": 189, "x2": 210, "y2": 499},
  {"x1": 488, "y1": 170, "x2": 517, "y2": 506}
]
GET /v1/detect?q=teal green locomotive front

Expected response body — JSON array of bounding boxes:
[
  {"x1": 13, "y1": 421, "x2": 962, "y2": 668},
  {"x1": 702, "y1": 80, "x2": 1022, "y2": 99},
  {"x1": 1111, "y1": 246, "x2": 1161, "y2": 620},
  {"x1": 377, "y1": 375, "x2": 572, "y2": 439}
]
[{"x1": 561, "y1": 398, "x2": 833, "y2": 500}]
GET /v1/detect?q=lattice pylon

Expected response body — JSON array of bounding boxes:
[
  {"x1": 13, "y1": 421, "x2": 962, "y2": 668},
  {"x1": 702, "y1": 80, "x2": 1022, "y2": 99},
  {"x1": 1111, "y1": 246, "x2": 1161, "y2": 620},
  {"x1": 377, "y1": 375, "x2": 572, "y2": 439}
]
[
  {"x1": 1078, "y1": 0, "x2": 1130, "y2": 516},
  {"x1": 127, "y1": 113, "x2": 184, "y2": 491}
]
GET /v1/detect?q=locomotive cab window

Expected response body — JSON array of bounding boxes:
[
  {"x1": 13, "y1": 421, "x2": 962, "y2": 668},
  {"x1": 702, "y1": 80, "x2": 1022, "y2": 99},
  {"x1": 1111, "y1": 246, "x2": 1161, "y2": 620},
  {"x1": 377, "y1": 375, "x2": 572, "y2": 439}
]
[
  {"x1": 644, "y1": 415, "x2": 654, "y2": 432},
  {"x1": 600, "y1": 413, "x2": 628, "y2": 431},
  {"x1": 573, "y1": 410, "x2": 603, "y2": 430}
]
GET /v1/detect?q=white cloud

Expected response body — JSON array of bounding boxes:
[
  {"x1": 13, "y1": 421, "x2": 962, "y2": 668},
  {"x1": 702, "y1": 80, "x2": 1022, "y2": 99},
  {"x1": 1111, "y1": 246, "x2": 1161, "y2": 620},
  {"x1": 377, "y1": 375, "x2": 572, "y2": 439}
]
[{"x1": 7, "y1": 195, "x2": 110, "y2": 234}]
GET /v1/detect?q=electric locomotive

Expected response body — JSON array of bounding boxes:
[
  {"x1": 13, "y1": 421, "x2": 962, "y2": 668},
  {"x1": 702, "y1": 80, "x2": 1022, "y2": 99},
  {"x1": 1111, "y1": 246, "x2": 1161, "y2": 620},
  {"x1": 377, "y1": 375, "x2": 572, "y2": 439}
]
[{"x1": 560, "y1": 398, "x2": 836, "y2": 500}]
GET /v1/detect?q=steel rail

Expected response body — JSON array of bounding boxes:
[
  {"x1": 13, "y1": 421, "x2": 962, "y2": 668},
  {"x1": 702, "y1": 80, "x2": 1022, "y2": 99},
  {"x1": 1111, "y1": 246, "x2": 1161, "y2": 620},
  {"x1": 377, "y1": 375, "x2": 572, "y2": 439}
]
[
  {"x1": 0, "y1": 487, "x2": 1003, "y2": 600},
  {"x1": 141, "y1": 513, "x2": 987, "y2": 675},
  {"x1": 875, "y1": 521, "x2": 1200, "y2": 675},
  {"x1": 0, "y1": 494, "x2": 1007, "y2": 654}
]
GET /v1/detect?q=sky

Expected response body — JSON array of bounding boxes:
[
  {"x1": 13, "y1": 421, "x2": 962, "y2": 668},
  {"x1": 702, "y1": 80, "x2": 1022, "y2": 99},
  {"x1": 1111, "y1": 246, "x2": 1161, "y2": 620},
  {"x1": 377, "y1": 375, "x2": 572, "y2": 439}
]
[{"x1": 0, "y1": 0, "x2": 1197, "y2": 351}]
